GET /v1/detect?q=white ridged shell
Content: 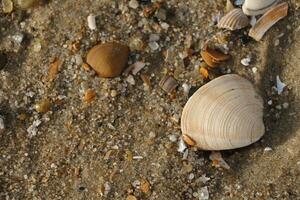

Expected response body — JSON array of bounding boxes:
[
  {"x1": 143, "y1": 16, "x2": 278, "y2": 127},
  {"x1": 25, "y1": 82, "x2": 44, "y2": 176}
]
[
  {"x1": 249, "y1": 2, "x2": 288, "y2": 41},
  {"x1": 242, "y1": 0, "x2": 278, "y2": 16},
  {"x1": 181, "y1": 74, "x2": 265, "y2": 150},
  {"x1": 218, "y1": 8, "x2": 250, "y2": 30}
]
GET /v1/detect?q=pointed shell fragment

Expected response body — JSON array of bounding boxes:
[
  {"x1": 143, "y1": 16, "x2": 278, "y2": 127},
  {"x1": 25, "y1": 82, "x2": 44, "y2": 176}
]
[
  {"x1": 249, "y1": 2, "x2": 288, "y2": 41},
  {"x1": 242, "y1": 0, "x2": 278, "y2": 16},
  {"x1": 218, "y1": 8, "x2": 249, "y2": 30},
  {"x1": 201, "y1": 46, "x2": 231, "y2": 68},
  {"x1": 181, "y1": 74, "x2": 265, "y2": 150}
]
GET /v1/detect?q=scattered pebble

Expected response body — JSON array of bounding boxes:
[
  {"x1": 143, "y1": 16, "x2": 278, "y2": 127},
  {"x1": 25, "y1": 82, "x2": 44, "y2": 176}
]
[
  {"x1": 275, "y1": 105, "x2": 282, "y2": 110},
  {"x1": 110, "y1": 90, "x2": 118, "y2": 98},
  {"x1": 198, "y1": 174, "x2": 210, "y2": 184},
  {"x1": 182, "y1": 83, "x2": 191, "y2": 95},
  {"x1": 0, "y1": 115, "x2": 5, "y2": 133},
  {"x1": 250, "y1": 16, "x2": 257, "y2": 27},
  {"x1": 2, "y1": 0, "x2": 13, "y2": 13},
  {"x1": 241, "y1": 57, "x2": 251, "y2": 66},
  {"x1": 264, "y1": 147, "x2": 273, "y2": 152},
  {"x1": 12, "y1": 33, "x2": 24, "y2": 44},
  {"x1": 149, "y1": 34, "x2": 160, "y2": 42},
  {"x1": 276, "y1": 75, "x2": 286, "y2": 95},
  {"x1": 131, "y1": 61, "x2": 146, "y2": 75},
  {"x1": 128, "y1": 0, "x2": 139, "y2": 9},
  {"x1": 282, "y1": 102, "x2": 289, "y2": 109},
  {"x1": 199, "y1": 186, "x2": 210, "y2": 200},
  {"x1": 27, "y1": 119, "x2": 42, "y2": 137},
  {"x1": 178, "y1": 138, "x2": 187, "y2": 153},
  {"x1": 148, "y1": 41, "x2": 159, "y2": 51},
  {"x1": 252, "y1": 67, "x2": 258, "y2": 74},
  {"x1": 87, "y1": 14, "x2": 97, "y2": 30},
  {"x1": 169, "y1": 134, "x2": 177, "y2": 142},
  {"x1": 268, "y1": 100, "x2": 273, "y2": 105},
  {"x1": 126, "y1": 75, "x2": 136, "y2": 85},
  {"x1": 188, "y1": 173, "x2": 195, "y2": 180}
]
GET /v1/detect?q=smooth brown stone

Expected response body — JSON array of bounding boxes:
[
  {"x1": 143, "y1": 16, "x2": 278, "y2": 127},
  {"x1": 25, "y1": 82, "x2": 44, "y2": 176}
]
[{"x1": 87, "y1": 42, "x2": 129, "y2": 78}]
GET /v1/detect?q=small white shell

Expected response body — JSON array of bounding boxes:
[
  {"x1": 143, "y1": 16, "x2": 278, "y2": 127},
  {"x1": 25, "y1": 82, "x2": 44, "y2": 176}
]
[
  {"x1": 248, "y1": 2, "x2": 288, "y2": 41},
  {"x1": 242, "y1": 0, "x2": 278, "y2": 16},
  {"x1": 218, "y1": 8, "x2": 249, "y2": 30},
  {"x1": 181, "y1": 74, "x2": 265, "y2": 150},
  {"x1": 87, "y1": 14, "x2": 97, "y2": 30}
]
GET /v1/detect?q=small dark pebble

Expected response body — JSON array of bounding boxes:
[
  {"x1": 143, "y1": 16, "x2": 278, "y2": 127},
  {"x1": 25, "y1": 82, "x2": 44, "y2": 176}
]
[
  {"x1": 79, "y1": 186, "x2": 85, "y2": 191},
  {"x1": 0, "y1": 53, "x2": 8, "y2": 70},
  {"x1": 188, "y1": 86, "x2": 199, "y2": 98}
]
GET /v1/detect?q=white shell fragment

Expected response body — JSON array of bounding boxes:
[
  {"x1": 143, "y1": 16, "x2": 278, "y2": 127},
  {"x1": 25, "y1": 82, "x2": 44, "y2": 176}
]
[
  {"x1": 276, "y1": 75, "x2": 286, "y2": 95},
  {"x1": 218, "y1": 8, "x2": 249, "y2": 30},
  {"x1": 242, "y1": 0, "x2": 278, "y2": 16},
  {"x1": 181, "y1": 74, "x2": 265, "y2": 150},
  {"x1": 159, "y1": 75, "x2": 178, "y2": 94},
  {"x1": 87, "y1": 14, "x2": 97, "y2": 30},
  {"x1": 249, "y1": 2, "x2": 288, "y2": 41}
]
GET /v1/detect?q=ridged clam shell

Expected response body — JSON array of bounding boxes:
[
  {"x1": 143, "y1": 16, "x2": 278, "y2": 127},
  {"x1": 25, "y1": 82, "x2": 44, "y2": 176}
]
[
  {"x1": 242, "y1": 0, "x2": 279, "y2": 16},
  {"x1": 181, "y1": 74, "x2": 265, "y2": 150},
  {"x1": 218, "y1": 8, "x2": 250, "y2": 30},
  {"x1": 249, "y1": 2, "x2": 288, "y2": 41}
]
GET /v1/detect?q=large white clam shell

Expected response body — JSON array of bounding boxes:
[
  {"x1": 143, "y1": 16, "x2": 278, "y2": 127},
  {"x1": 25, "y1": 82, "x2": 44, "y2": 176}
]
[
  {"x1": 181, "y1": 74, "x2": 265, "y2": 150},
  {"x1": 242, "y1": 0, "x2": 278, "y2": 16}
]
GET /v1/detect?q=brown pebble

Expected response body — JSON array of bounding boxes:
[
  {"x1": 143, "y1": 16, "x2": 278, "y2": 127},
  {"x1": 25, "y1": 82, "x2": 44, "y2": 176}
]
[
  {"x1": 140, "y1": 179, "x2": 151, "y2": 193},
  {"x1": 86, "y1": 42, "x2": 129, "y2": 78},
  {"x1": 48, "y1": 58, "x2": 63, "y2": 82},
  {"x1": 126, "y1": 195, "x2": 137, "y2": 200},
  {"x1": 35, "y1": 99, "x2": 51, "y2": 113}
]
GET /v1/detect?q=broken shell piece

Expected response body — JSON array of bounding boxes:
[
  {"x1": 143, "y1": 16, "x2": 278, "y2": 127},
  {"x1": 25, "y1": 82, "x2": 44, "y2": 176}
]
[
  {"x1": 226, "y1": 0, "x2": 235, "y2": 13},
  {"x1": 35, "y1": 99, "x2": 51, "y2": 113},
  {"x1": 178, "y1": 137, "x2": 187, "y2": 153},
  {"x1": 248, "y1": 2, "x2": 288, "y2": 41},
  {"x1": 201, "y1": 46, "x2": 231, "y2": 68},
  {"x1": 159, "y1": 75, "x2": 178, "y2": 93},
  {"x1": 131, "y1": 61, "x2": 146, "y2": 75},
  {"x1": 182, "y1": 134, "x2": 196, "y2": 146},
  {"x1": 209, "y1": 151, "x2": 230, "y2": 170},
  {"x1": 242, "y1": 0, "x2": 278, "y2": 16},
  {"x1": 83, "y1": 89, "x2": 96, "y2": 103},
  {"x1": 218, "y1": 8, "x2": 249, "y2": 30},
  {"x1": 181, "y1": 74, "x2": 265, "y2": 150},
  {"x1": 276, "y1": 75, "x2": 286, "y2": 95}
]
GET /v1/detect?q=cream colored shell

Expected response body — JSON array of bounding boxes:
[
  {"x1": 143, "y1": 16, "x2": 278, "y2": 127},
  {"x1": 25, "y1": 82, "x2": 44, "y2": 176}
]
[
  {"x1": 242, "y1": 0, "x2": 278, "y2": 16},
  {"x1": 181, "y1": 74, "x2": 265, "y2": 150},
  {"x1": 218, "y1": 8, "x2": 250, "y2": 30}
]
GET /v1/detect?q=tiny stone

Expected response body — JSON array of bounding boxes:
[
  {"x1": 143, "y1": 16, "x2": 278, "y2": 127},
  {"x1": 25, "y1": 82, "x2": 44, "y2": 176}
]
[
  {"x1": 12, "y1": 33, "x2": 24, "y2": 44},
  {"x1": 110, "y1": 90, "x2": 118, "y2": 97},
  {"x1": 2, "y1": 0, "x2": 13, "y2": 13},
  {"x1": 182, "y1": 83, "x2": 191, "y2": 95},
  {"x1": 33, "y1": 40, "x2": 42, "y2": 52},
  {"x1": 160, "y1": 22, "x2": 170, "y2": 30},
  {"x1": 0, "y1": 115, "x2": 5, "y2": 133},
  {"x1": 252, "y1": 67, "x2": 257, "y2": 74},
  {"x1": 264, "y1": 147, "x2": 272, "y2": 152},
  {"x1": 241, "y1": 57, "x2": 251, "y2": 66},
  {"x1": 129, "y1": 0, "x2": 139, "y2": 9},
  {"x1": 132, "y1": 180, "x2": 141, "y2": 188},
  {"x1": 149, "y1": 131, "x2": 156, "y2": 139},
  {"x1": 268, "y1": 100, "x2": 273, "y2": 105},
  {"x1": 155, "y1": 8, "x2": 167, "y2": 21},
  {"x1": 169, "y1": 134, "x2": 177, "y2": 142},
  {"x1": 199, "y1": 186, "x2": 209, "y2": 200},
  {"x1": 87, "y1": 14, "x2": 97, "y2": 30},
  {"x1": 274, "y1": 39, "x2": 280, "y2": 46},
  {"x1": 149, "y1": 34, "x2": 160, "y2": 42},
  {"x1": 148, "y1": 42, "x2": 159, "y2": 51},
  {"x1": 282, "y1": 102, "x2": 289, "y2": 109},
  {"x1": 275, "y1": 105, "x2": 282, "y2": 110},
  {"x1": 126, "y1": 75, "x2": 136, "y2": 85},
  {"x1": 188, "y1": 173, "x2": 195, "y2": 180}
]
